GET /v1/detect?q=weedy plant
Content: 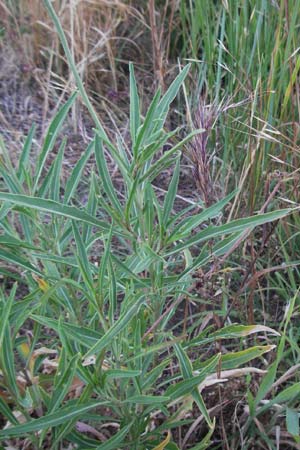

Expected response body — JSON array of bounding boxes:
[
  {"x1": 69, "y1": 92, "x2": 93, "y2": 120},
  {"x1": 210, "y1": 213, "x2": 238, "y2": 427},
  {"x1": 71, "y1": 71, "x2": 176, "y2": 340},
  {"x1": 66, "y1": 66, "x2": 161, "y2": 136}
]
[{"x1": 0, "y1": 2, "x2": 297, "y2": 449}]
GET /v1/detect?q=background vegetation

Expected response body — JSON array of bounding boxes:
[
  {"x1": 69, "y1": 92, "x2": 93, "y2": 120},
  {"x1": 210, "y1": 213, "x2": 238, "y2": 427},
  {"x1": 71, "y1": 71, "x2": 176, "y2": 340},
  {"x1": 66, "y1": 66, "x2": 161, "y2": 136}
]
[{"x1": 0, "y1": 1, "x2": 299, "y2": 449}]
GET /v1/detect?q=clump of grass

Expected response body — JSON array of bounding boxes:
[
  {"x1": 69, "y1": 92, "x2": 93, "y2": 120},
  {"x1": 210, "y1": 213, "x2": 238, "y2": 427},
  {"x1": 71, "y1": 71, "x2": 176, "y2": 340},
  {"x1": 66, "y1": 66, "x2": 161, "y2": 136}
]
[{"x1": 177, "y1": 0, "x2": 300, "y2": 208}]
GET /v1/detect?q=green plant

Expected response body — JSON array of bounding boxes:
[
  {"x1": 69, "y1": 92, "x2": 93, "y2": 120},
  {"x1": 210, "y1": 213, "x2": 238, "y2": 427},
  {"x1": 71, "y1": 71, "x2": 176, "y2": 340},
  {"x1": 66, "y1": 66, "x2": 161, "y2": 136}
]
[
  {"x1": 0, "y1": 60, "x2": 295, "y2": 449},
  {"x1": 0, "y1": 2, "x2": 297, "y2": 449}
]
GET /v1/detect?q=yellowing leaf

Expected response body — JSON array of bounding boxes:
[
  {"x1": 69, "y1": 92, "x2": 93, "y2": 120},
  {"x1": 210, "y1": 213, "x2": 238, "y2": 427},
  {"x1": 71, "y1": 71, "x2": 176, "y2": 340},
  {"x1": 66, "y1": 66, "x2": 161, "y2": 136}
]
[
  {"x1": 153, "y1": 431, "x2": 171, "y2": 450},
  {"x1": 37, "y1": 278, "x2": 49, "y2": 292},
  {"x1": 18, "y1": 342, "x2": 30, "y2": 359},
  {"x1": 32, "y1": 274, "x2": 49, "y2": 292}
]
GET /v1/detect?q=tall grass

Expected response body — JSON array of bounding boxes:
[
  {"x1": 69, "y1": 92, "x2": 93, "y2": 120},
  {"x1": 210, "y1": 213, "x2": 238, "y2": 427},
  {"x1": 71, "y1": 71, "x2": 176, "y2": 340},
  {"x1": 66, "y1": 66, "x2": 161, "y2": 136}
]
[{"x1": 178, "y1": 0, "x2": 300, "y2": 206}]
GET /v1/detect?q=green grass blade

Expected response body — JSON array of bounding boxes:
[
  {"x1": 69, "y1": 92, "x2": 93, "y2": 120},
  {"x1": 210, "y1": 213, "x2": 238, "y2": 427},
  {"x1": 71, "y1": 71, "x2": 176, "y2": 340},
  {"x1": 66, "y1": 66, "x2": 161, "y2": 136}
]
[
  {"x1": 0, "y1": 400, "x2": 109, "y2": 439},
  {"x1": 98, "y1": 225, "x2": 113, "y2": 308},
  {"x1": 216, "y1": 346, "x2": 276, "y2": 371},
  {"x1": 49, "y1": 138, "x2": 66, "y2": 201},
  {"x1": 0, "y1": 283, "x2": 17, "y2": 348},
  {"x1": 64, "y1": 139, "x2": 94, "y2": 204},
  {"x1": 33, "y1": 92, "x2": 77, "y2": 192},
  {"x1": 133, "y1": 87, "x2": 161, "y2": 154},
  {"x1": 0, "y1": 165, "x2": 24, "y2": 194},
  {"x1": 95, "y1": 425, "x2": 131, "y2": 450},
  {"x1": 168, "y1": 190, "x2": 238, "y2": 241},
  {"x1": 211, "y1": 324, "x2": 280, "y2": 339},
  {"x1": 0, "y1": 324, "x2": 20, "y2": 400},
  {"x1": 31, "y1": 315, "x2": 102, "y2": 348},
  {"x1": 0, "y1": 192, "x2": 113, "y2": 231},
  {"x1": 0, "y1": 396, "x2": 19, "y2": 426},
  {"x1": 166, "y1": 354, "x2": 220, "y2": 400},
  {"x1": 94, "y1": 135, "x2": 123, "y2": 216},
  {"x1": 129, "y1": 62, "x2": 140, "y2": 150},
  {"x1": 258, "y1": 382, "x2": 300, "y2": 415},
  {"x1": 48, "y1": 354, "x2": 80, "y2": 412},
  {"x1": 162, "y1": 157, "x2": 181, "y2": 227},
  {"x1": 140, "y1": 129, "x2": 204, "y2": 182},
  {"x1": 43, "y1": 0, "x2": 109, "y2": 141},
  {"x1": 166, "y1": 208, "x2": 293, "y2": 256},
  {"x1": 17, "y1": 123, "x2": 35, "y2": 180},
  {"x1": 154, "y1": 64, "x2": 190, "y2": 131},
  {"x1": 82, "y1": 172, "x2": 98, "y2": 244},
  {"x1": 84, "y1": 294, "x2": 145, "y2": 358},
  {"x1": 124, "y1": 395, "x2": 170, "y2": 405},
  {"x1": 0, "y1": 248, "x2": 42, "y2": 276},
  {"x1": 72, "y1": 221, "x2": 94, "y2": 292},
  {"x1": 174, "y1": 344, "x2": 213, "y2": 428},
  {"x1": 0, "y1": 234, "x2": 40, "y2": 250}
]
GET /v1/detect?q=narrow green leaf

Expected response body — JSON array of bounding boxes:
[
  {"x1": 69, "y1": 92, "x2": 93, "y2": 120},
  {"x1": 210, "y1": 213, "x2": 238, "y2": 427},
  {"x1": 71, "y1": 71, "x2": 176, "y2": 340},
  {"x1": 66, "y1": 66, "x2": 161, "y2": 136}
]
[
  {"x1": 163, "y1": 157, "x2": 181, "y2": 226},
  {"x1": 144, "y1": 182, "x2": 155, "y2": 241},
  {"x1": 174, "y1": 344, "x2": 213, "y2": 428},
  {"x1": 108, "y1": 257, "x2": 117, "y2": 325},
  {"x1": 94, "y1": 135, "x2": 123, "y2": 215},
  {"x1": 166, "y1": 208, "x2": 293, "y2": 256},
  {"x1": 0, "y1": 400, "x2": 109, "y2": 439},
  {"x1": 98, "y1": 225, "x2": 113, "y2": 305},
  {"x1": 129, "y1": 62, "x2": 140, "y2": 149},
  {"x1": 124, "y1": 395, "x2": 169, "y2": 405},
  {"x1": 195, "y1": 346, "x2": 276, "y2": 371},
  {"x1": 211, "y1": 324, "x2": 280, "y2": 339},
  {"x1": 32, "y1": 252, "x2": 79, "y2": 268},
  {"x1": 0, "y1": 284, "x2": 17, "y2": 347},
  {"x1": 72, "y1": 221, "x2": 94, "y2": 291},
  {"x1": 31, "y1": 314, "x2": 102, "y2": 348},
  {"x1": 125, "y1": 174, "x2": 140, "y2": 223},
  {"x1": 95, "y1": 425, "x2": 131, "y2": 450},
  {"x1": 258, "y1": 383, "x2": 300, "y2": 416},
  {"x1": 49, "y1": 354, "x2": 80, "y2": 412},
  {"x1": 166, "y1": 354, "x2": 220, "y2": 400},
  {"x1": 0, "y1": 234, "x2": 40, "y2": 250},
  {"x1": 133, "y1": 87, "x2": 161, "y2": 154},
  {"x1": 43, "y1": 0, "x2": 108, "y2": 140},
  {"x1": 84, "y1": 294, "x2": 145, "y2": 358},
  {"x1": 0, "y1": 202, "x2": 13, "y2": 220},
  {"x1": 187, "y1": 425, "x2": 215, "y2": 450},
  {"x1": 0, "y1": 248, "x2": 42, "y2": 275},
  {"x1": 140, "y1": 129, "x2": 204, "y2": 182},
  {"x1": 105, "y1": 369, "x2": 141, "y2": 380},
  {"x1": 38, "y1": 141, "x2": 64, "y2": 198},
  {"x1": 253, "y1": 360, "x2": 278, "y2": 410},
  {"x1": 138, "y1": 128, "x2": 179, "y2": 166},
  {"x1": 168, "y1": 189, "x2": 238, "y2": 241},
  {"x1": 0, "y1": 325, "x2": 20, "y2": 400},
  {"x1": 82, "y1": 171, "x2": 98, "y2": 243},
  {"x1": 0, "y1": 165, "x2": 24, "y2": 194},
  {"x1": 17, "y1": 123, "x2": 35, "y2": 180},
  {"x1": 286, "y1": 408, "x2": 299, "y2": 437},
  {"x1": 0, "y1": 396, "x2": 19, "y2": 425},
  {"x1": 0, "y1": 192, "x2": 113, "y2": 231},
  {"x1": 153, "y1": 64, "x2": 190, "y2": 131},
  {"x1": 33, "y1": 92, "x2": 77, "y2": 192},
  {"x1": 64, "y1": 139, "x2": 94, "y2": 204},
  {"x1": 271, "y1": 382, "x2": 300, "y2": 405}
]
